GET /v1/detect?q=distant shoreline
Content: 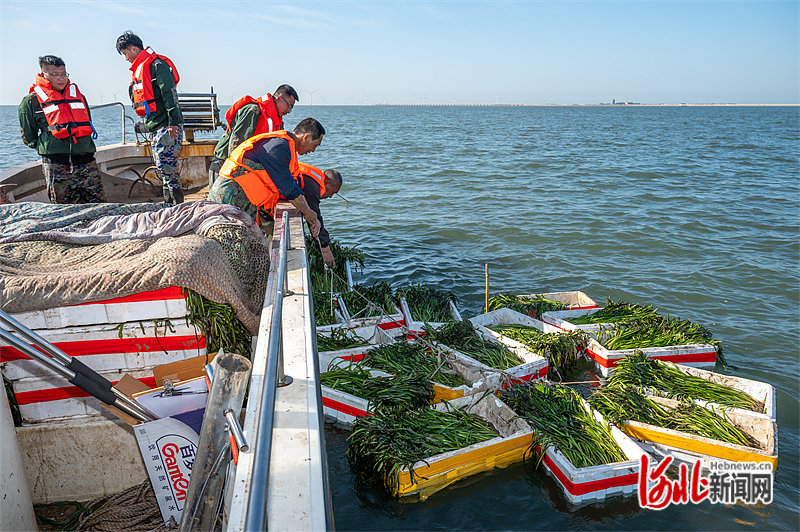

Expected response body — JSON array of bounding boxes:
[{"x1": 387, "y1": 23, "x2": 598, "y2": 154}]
[{"x1": 1, "y1": 103, "x2": 797, "y2": 108}]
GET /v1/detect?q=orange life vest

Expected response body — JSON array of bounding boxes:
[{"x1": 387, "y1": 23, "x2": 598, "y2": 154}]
[
  {"x1": 225, "y1": 94, "x2": 282, "y2": 134},
  {"x1": 297, "y1": 162, "x2": 327, "y2": 198},
  {"x1": 219, "y1": 131, "x2": 299, "y2": 216},
  {"x1": 129, "y1": 47, "x2": 180, "y2": 117},
  {"x1": 29, "y1": 74, "x2": 95, "y2": 142}
]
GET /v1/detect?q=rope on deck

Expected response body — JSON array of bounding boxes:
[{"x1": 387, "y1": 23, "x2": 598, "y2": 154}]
[{"x1": 76, "y1": 480, "x2": 168, "y2": 532}]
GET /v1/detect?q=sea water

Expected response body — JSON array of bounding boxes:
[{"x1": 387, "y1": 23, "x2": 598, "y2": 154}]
[{"x1": 1, "y1": 104, "x2": 798, "y2": 530}]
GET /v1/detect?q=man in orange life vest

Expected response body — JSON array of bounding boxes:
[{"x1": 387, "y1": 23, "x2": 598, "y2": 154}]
[
  {"x1": 115, "y1": 31, "x2": 185, "y2": 204},
  {"x1": 207, "y1": 118, "x2": 325, "y2": 247},
  {"x1": 208, "y1": 84, "x2": 299, "y2": 184},
  {"x1": 18, "y1": 55, "x2": 103, "y2": 204},
  {"x1": 295, "y1": 163, "x2": 343, "y2": 267}
]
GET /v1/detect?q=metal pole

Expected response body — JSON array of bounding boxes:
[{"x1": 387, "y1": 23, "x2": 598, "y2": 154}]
[
  {"x1": 179, "y1": 352, "x2": 251, "y2": 532},
  {"x1": 485, "y1": 263, "x2": 489, "y2": 313},
  {"x1": 0, "y1": 310, "x2": 158, "y2": 422},
  {"x1": 244, "y1": 211, "x2": 290, "y2": 531},
  {"x1": 0, "y1": 327, "x2": 153, "y2": 423}
]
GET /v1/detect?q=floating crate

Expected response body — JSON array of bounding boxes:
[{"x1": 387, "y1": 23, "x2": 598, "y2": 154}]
[
  {"x1": 7, "y1": 286, "x2": 188, "y2": 329},
  {"x1": 318, "y1": 348, "x2": 488, "y2": 426},
  {"x1": 398, "y1": 297, "x2": 462, "y2": 326},
  {"x1": 638, "y1": 363, "x2": 775, "y2": 421},
  {"x1": 541, "y1": 308, "x2": 610, "y2": 333},
  {"x1": 392, "y1": 394, "x2": 533, "y2": 501},
  {"x1": 431, "y1": 312, "x2": 549, "y2": 385},
  {"x1": 621, "y1": 396, "x2": 778, "y2": 468},
  {"x1": 316, "y1": 323, "x2": 397, "y2": 352},
  {"x1": 584, "y1": 336, "x2": 719, "y2": 377},
  {"x1": 317, "y1": 308, "x2": 406, "y2": 336},
  {"x1": 530, "y1": 397, "x2": 650, "y2": 505}
]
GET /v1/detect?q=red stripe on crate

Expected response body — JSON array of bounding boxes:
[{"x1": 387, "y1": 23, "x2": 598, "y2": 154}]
[
  {"x1": 0, "y1": 335, "x2": 206, "y2": 362},
  {"x1": 377, "y1": 319, "x2": 405, "y2": 330},
  {"x1": 541, "y1": 451, "x2": 639, "y2": 496},
  {"x1": 586, "y1": 349, "x2": 717, "y2": 368},
  {"x1": 74, "y1": 287, "x2": 185, "y2": 306},
  {"x1": 322, "y1": 397, "x2": 370, "y2": 417},
  {"x1": 539, "y1": 366, "x2": 549, "y2": 378},
  {"x1": 14, "y1": 377, "x2": 157, "y2": 405},
  {"x1": 541, "y1": 318, "x2": 567, "y2": 330},
  {"x1": 338, "y1": 354, "x2": 367, "y2": 362}
]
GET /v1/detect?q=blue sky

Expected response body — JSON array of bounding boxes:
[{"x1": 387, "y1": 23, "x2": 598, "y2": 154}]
[{"x1": 1, "y1": 0, "x2": 797, "y2": 105}]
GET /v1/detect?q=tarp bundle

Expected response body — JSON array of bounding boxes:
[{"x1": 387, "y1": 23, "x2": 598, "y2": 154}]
[{"x1": 0, "y1": 201, "x2": 269, "y2": 334}]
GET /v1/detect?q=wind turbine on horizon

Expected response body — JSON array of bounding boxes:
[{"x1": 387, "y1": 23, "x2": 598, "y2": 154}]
[{"x1": 306, "y1": 89, "x2": 319, "y2": 106}]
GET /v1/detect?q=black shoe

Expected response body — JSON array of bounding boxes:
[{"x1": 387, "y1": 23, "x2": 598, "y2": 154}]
[{"x1": 172, "y1": 188, "x2": 185, "y2": 204}]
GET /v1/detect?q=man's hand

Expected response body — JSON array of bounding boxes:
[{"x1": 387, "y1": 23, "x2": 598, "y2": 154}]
[
  {"x1": 305, "y1": 213, "x2": 321, "y2": 238},
  {"x1": 167, "y1": 125, "x2": 180, "y2": 139},
  {"x1": 321, "y1": 246, "x2": 336, "y2": 268}
]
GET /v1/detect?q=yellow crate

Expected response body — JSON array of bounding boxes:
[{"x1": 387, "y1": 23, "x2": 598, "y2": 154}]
[{"x1": 622, "y1": 396, "x2": 777, "y2": 467}]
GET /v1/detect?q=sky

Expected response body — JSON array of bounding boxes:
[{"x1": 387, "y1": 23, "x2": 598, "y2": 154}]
[{"x1": 0, "y1": 0, "x2": 797, "y2": 106}]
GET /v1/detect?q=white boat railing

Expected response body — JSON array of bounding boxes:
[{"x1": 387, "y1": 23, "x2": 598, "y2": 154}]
[{"x1": 226, "y1": 205, "x2": 333, "y2": 531}]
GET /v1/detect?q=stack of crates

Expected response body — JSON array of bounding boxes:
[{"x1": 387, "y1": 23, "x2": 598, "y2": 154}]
[{"x1": 1, "y1": 287, "x2": 206, "y2": 424}]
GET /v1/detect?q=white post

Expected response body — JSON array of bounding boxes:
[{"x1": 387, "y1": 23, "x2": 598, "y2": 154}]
[{"x1": 0, "y1": 390, "x2": 37, "y2": 530}]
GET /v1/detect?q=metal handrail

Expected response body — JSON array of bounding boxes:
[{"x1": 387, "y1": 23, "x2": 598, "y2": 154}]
[
  {"x1": 244, "y1": 211, "x2": 290, "y2": 531},
  {"x1": 89, "y1": 102, "x2": 135, "y2": 144}
]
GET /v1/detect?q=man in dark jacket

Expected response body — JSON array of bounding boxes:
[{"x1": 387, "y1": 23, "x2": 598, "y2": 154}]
[
  {"x1": 18, "y1": 55, "x2": 103, "y2": 204},
  {"x1": 116, "y1": 31, "x2": 185, "y2": 204}
]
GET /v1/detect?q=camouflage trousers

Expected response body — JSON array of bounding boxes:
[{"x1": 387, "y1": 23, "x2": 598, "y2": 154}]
[
  {"x1": 207, "y1": 177, "x2": 275, "y2": 237},
  {"x1": 151, "y1": 125, "x2": 183, "y2": 190},
  {"x1": 41, "y1": 158, "x2": 103, "y2": 204}
]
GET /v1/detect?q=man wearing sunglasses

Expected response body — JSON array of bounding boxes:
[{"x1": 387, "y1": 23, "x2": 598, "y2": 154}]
[
  {"x1": 209, "y1": 84, "x2": 299, "y2": 184},
  {"x1": 19, "y1": 55, "x2": 103, "y2": 204}
]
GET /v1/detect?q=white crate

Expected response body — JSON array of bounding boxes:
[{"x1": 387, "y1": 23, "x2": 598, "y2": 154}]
[
  {"x1": 673, "y1": 364, "x2": 775, "y2": 420},
  {"x1": 535, "y1": 398, "x2": 650, "y2": 505},
  {"x1": 316, "y1": 312, "x2": 406, "y2": 335},
  {"x1": 519, "y1": 291, "x2": 598, "y2": 310},
  {"x1": 318, "y1": 347, "x2": 488, "y2": 426},
  {"x1": 585, "y1": 337, "x2": 718, "y2": 377},
  {"x1": 621, "y1": 396, "x2": 778, "y2": 468},
  {"x1": 1, "y1": 320, "x2": 204, "y2": 381},
  {"x1": 316, "y1": 323, "x2": 398, "y2": 351},
  {"x1": 8, "y1": 287, "x2": 188, "y2": 329},
  {"x1": 541, "y1": 308, "x2": 610, "y2": 333}
]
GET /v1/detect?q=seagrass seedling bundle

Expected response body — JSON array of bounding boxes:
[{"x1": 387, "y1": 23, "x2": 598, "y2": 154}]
[
  {"x1": 361, "y1": 342, "x2": 467, "y2": 388},
  {"x1": 490, "y1": 324, "x2": 588, "y2": 381},
  {"x1": 486, "y1": 293, "x2": 569, "y2": 320},
  {"x1": 182, "y1": 288, "x2": 252, "y2": 357},
  {"x1": 425, "y1": 319, "x2": 523, "y2": 370},
  {"x1": 396, "y1": 284, "x2": 456, "y2": 323},
  {"x1": 317, "y1": 328, "x2": 369, "y2": 352},
  {"x1": 608, "y1": 352, "x2": 760, "y2": 411},
  {"x1": 500, "y1": 382, "x2": 627, "y2": 468},
  {"x1": 346, "y1": 404, "x2": 498, "y2": 493},
  {"x1": 594, "y1": 314, "x2": 724, "y2": 364},
  {"x1": 588, "y1": 386, "x2": 755, "y2": 448},
  {"x1": 340, "y1": 281, "x2": 395, "y2": 319},
  {"x1": 568, "y1": 298, "x2": 660, "y2": 325},
  {"x1": 321, "y1": 362, "x2": 433, "y2": 413}
]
